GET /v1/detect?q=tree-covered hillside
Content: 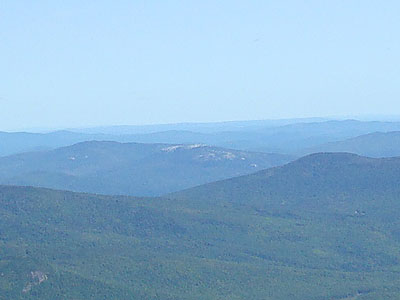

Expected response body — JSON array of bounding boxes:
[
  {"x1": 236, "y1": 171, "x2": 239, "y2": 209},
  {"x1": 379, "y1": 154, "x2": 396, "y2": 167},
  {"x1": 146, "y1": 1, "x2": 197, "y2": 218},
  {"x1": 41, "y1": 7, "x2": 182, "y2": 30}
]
[
  {"x1": 2, "y1": 153, "x2": 400, "y2": 299},
  {"x1": 172, "y1": 152, "x2": 400, "y2": 216}
]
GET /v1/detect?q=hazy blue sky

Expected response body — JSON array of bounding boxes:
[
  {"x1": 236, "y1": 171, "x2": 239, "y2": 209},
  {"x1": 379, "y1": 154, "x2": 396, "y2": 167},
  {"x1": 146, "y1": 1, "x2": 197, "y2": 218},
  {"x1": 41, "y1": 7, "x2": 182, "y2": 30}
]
[{"x1": 1, "y1": 1, "x2": 399, "y2": 130}]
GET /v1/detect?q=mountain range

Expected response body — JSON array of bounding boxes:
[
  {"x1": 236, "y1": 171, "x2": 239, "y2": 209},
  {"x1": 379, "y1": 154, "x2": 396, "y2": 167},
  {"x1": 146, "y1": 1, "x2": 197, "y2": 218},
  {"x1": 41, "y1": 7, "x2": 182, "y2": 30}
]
[
  {"x1": 304, "y1": 131, "x2": 400, "y2": 158},
  {"x1": 2, "y1": 152, "x2": 400, "y2": 299},
  {"x1": 0, "y1": 141, "x2": 292, "y2": 196},
  {"x1": 4, "y1": 120, "x2": 400, "y2": 157}
]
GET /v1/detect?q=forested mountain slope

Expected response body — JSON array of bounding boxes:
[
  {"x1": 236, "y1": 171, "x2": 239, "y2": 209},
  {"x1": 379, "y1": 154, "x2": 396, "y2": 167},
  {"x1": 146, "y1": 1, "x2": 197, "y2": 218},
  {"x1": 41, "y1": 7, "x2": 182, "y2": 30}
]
[{"x1": 2, "y1": 153, "x2": 400, "y2": 299}]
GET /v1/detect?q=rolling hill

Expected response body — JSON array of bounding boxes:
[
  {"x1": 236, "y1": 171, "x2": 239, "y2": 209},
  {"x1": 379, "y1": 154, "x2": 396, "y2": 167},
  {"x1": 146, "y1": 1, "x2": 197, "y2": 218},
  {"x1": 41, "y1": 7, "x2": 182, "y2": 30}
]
[
  {"x1": 304, "y1": 131, "x2": 400, "y2": 158},
  {"x1": 0, "y1": 141, "x2": 292, "y2": 196},
  {"x1": 2, "y1": 152, "x2": 400, "y2": 298}
]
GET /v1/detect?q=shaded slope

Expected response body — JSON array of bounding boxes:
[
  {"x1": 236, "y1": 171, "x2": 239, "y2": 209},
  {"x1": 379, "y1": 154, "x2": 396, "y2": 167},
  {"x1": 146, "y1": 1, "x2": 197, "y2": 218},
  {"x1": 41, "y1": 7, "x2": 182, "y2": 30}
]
[{"x1": 172, "y1": 152, "x2": 400, "y2": 219}]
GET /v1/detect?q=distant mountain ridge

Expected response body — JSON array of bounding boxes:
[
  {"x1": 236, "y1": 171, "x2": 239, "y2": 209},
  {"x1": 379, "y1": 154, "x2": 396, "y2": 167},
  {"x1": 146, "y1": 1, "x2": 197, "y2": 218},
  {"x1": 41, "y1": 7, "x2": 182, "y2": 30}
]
[
  {"x1": 71, "y1": 117, "x2": 330, "y2": 134},
  {"x1": 304, "y1": 131, "x2": 400, "y2": 158},
  {"x1": 4, "y1": 120, "x2": 400, "y2": 157},
  {"x1": 0, "y1": 141, "x2": 292, "y2": 196}
]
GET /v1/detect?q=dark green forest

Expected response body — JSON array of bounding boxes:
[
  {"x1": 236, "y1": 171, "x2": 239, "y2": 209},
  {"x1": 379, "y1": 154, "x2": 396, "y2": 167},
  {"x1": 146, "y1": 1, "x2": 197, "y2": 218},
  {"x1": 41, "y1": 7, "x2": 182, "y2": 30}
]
[{"x1": 2, "y1": 153, "x2": 400, "y2": 299}]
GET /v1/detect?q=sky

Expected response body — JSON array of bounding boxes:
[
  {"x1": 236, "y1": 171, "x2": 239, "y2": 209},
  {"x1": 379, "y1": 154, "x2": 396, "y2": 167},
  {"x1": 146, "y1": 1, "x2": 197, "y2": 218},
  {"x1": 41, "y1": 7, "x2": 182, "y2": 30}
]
[{"x1": 0, "y1": 1, "x2": 399, "y2": 130}]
